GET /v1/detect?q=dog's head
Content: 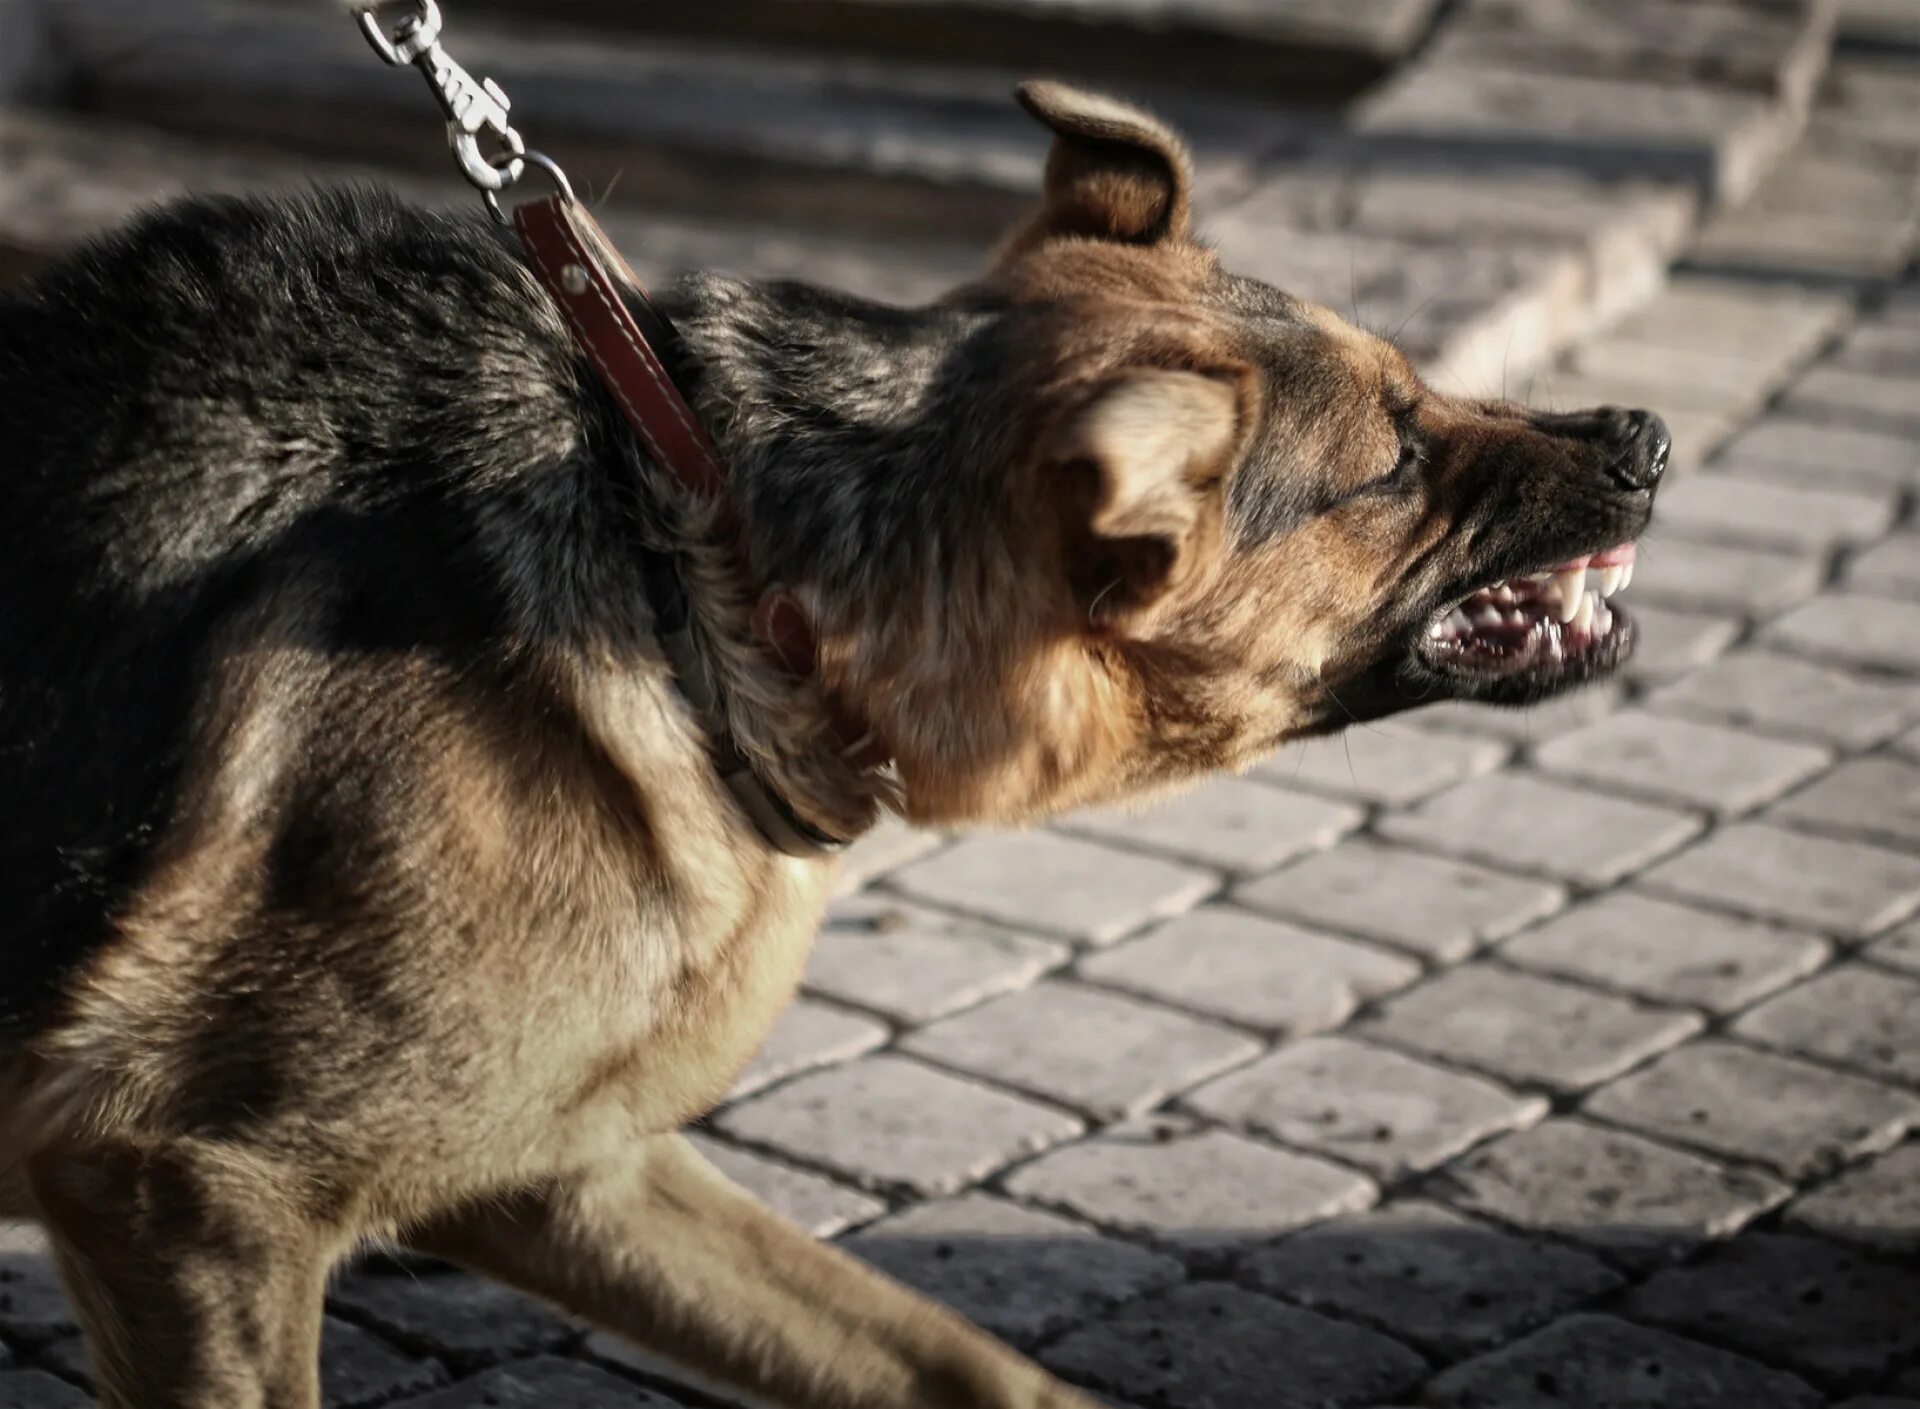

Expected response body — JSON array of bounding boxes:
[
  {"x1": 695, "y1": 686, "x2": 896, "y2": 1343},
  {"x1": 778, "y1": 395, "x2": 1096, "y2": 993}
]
[{"x1": 807, "y1": 83, "x2": 1665, "y2": 826}]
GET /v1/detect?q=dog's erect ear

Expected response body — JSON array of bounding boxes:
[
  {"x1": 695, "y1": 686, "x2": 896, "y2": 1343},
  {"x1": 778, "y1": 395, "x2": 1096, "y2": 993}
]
[
  {"x1": 1052, "y1": 369, "x2": 1246, "y2": 625},
  {"x1": 1013, "y1": 80, "x2": 1193, "y2": 247}
]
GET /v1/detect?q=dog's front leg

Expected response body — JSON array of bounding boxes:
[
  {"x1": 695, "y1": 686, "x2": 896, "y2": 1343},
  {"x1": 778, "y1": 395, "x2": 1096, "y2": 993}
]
[
  {"x1": 28, "y1": 1142, "x2": 333, "y2": 1409},
  {"x1": 404, "y1": 1133, "x2": 1098, "y2": 1409}
]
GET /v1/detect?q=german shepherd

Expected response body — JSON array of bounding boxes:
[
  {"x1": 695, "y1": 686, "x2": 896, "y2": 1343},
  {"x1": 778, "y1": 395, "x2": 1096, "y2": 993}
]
[{"x1": 0, "y1": 83, "x2": 1664, "y2": 1407}]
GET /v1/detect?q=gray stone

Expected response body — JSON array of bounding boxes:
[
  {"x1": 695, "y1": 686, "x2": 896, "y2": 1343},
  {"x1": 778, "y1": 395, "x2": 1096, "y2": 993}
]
[
  {"x1": 1234, "y1": 840, "x2": 1566, "y2": 962},
  {"x1": 1377, "y1": 772, "x2": 1705, "y2": 887},
  {"x1": 1767, "y1": 594, "x2": 1920, "y2": 673},
  {"x1": 0, "y1": 1254, "x2": 72, "y2": 1349},
  {"x1": 1057, "y1": 777, "x2": 1362, "y2": 875},
  {"x1": 899, "y1": 981, "x2": 1260, "y2": 1121},
  {"x1": 1078, "y1": 906, "x2": 1419, "y2": 1036},
  {"x1": 683, "y1": 1134, "x2": 884, "y2": 1239},
  {"x1": 1620, "y1": 1233, "x2": 1920, "y2": 1391},
  {"x1": 1186, "y1": 1036, "x2": 1546, "y2": 1179},
  {"x1": 1422, "y1": 1313, "x2": 1822, "y2": 1409},
  {"x1": 1627, "y1": 536, "x2": 1824, "y2": 617},
  {"x1": 1692, "y1": 203, "x2": 1919, "y2": 280},
  {"x1": 1783, "y1": 367, "x2": 1920, "y2": 437},
  {"x1": 1253, "y1": 726, "x2": 1510, "y2": 807},
  {"x1": 806, "y1": 895, "x2": 1067, "y2": 1025},
  {"x1": 1003, "y1": 1124, "x2": 1376, "y2": 1252},
  {"x1": 1871, "y1": 915, "x2": 1920, "y2": 974},
  {"x1": 842, "y1": 1194, "x2": 1182, "y2": 1348},
  {"x1": 1597, "y1": 276, "x2": 1848, "y2": 368},
  {"x1": 1649, "y1": 650, "x2": 1919, "y2": 748},
  {"x1": 1361, "y1": 965, "x2": 1702, "y2": 1092},
  {"x1": 0, "y1": 1372, "x2": 91, "y2": 1409},
  {"x1": 1413, "y1": 679, "x2": 1624, "y2": 742},
  {"x1": 1640, "y1": 823, "x2": 1920, "y2": 938},
  {"x1": 1715, "y1": 417, "x2": 1920, "y2": 493},
  {"x1": 715, "y1": 1054, "x2": 1082, "y2": 1196},
  {"x1": 326, "y1": 1270, "x2": 576, "y2": 1371},
  {"x1": 1850, "y1": 531, "x2": 1920, "y2": 596},
  {"x1": 1535, "y1": 712, "x2": 1831, "y2": 814},
  {"x1": 889, "y1": 832, "x2": 1217, "y2": 944},
  {"x1": 321, "y1": 1317, "x2": 445, "y2": 1408},
  {"x1": 395, "y1": 1358, "x2": 680, "y2": 1407},
  {"x1": 1584, "y1": 1039, "x2": 1920, "y2": 1178},
  {"x1": 1042, "y1": 1282, "x2": 1426, "y2": 1409},
  {"x1": 1240, "y1": 1198, "x2": 1621, "y2": 1359},
  {"x1": 1431, "y1": 1119, "x2": 1790, "y2": 1267},
  {"x1": 1734, "y1": 963, "x2": 1920, "y2": 1086},
  {"x1": 1623, "y1": 603, "x2": 1743, "y2": 685},
  {"x1": 831, "y1": 816, "x2": 943, "y2": 896},
  {"x1": 1573, "y1": 339, "x2": 1789, "y2": 406},
  {"x1": 727, "y1": 996, "x2": 887, "y2": 1101},
  {"x1": 1500, "y1": 891, "x2": 1828, "y2": 1012},
  {"x1": 1650, "y1": 474, "x2": 1896, "y2": 552},
  {"x1": 1788, "y1": 1140, "x2": 1920, "y2": 1254},
  {"x1": 1835, "y1": 321, "x2": 1920, "y2": 378},
  {"x1": 1772, "y1": 757, "x2": 1920, "y2": 846}
]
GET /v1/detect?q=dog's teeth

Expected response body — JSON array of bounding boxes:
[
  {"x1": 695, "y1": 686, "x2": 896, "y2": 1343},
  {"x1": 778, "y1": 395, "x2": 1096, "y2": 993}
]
[
  {"x1": 1428, "y1": 619, "x2": 1448, "y2": 639},
  {"x1": 1447, "y1": 608, "x2": 1473, "y2": 635},
  {"x1": 1473, "y1": 604, "x2": 1504, "y2": 629},
  {"x1": 1595, "y1": 601, "x2": 1614, "y2": 637},
  {"x1": 1553, "y1": 567, "x2": 1584, "y2": 622},
  {"x1": 1494, "y1": 585, "x2": 1518, "y2": 605},
  {"x1": 1620, "y1": 561, "x2": 1634, "y2": 592},
  {"x1": 1599, "y1": 565, "x2": 1624, "y2": 598},
  {"x1": 1525, "y1": 570, "x2": 1553, "y2": 583},
  {"x1": 1572, "y1": 590, "x2": 1596, "y2": 636},
  {"x1": 1505, "y1": 607, "x2": 1530, "y2": 628}
]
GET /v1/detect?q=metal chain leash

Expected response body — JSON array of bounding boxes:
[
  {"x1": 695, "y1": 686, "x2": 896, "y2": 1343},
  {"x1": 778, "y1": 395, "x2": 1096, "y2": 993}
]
[{"x1": 354, "y1": 0, "x2": 574, "y2": 222}]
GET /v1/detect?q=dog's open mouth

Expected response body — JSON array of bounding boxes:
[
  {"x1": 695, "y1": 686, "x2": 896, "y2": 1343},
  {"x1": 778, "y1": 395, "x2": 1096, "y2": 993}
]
[{"x1": 1417, "y1": 542, "x2": 1637, "y2": 690}]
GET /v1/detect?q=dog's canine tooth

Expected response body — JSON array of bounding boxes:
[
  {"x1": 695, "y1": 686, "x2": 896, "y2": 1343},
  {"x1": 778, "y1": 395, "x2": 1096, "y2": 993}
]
[
  {"x1": 1572, "y1": 590, "x2": 1596, "y2": 636},
  {"x1": 1447, "y1": 608, "x2": 1474, "y2": 635},
  {"x1": 1552, "y1": 566, "x2": 1584, "y2": 623},
  {"x1": 1599, "y1": 565, "x2": 1624, "y2": 598},
  {"x1": 1620, "y1": 561, "x2": 1634, "y2": 592}
]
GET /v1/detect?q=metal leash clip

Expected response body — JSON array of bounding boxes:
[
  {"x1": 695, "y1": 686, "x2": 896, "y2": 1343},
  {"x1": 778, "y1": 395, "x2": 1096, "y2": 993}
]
[{"x1": 356, "y1": 0, "x2": 574, "y2": 221}]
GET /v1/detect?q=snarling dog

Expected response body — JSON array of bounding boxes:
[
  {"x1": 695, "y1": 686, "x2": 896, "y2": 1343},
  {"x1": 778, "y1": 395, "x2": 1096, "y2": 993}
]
[{"x1": 0, "y1": 83, "x2": 1664, "y2": 1407}]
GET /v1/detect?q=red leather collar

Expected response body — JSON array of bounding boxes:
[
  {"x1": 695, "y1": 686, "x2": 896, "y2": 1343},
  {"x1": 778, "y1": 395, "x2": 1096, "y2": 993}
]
[{"x1": 513, "y1": 195, "x2": 883, "y2": 851}]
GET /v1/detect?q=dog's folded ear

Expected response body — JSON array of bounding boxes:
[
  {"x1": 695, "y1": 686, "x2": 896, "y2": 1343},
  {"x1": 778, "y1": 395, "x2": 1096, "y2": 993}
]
[
  {"x1": 1011, "y1": 80, "x2": 1194, "y2": 249},
  {"x1": 1052, "y1": 368, "x2": 1248, "y2": 625}
]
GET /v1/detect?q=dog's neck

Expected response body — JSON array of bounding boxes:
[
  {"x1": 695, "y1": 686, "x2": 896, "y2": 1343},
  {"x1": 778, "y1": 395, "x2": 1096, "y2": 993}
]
[{"x1": 632, "y1": 273, "x2": 1009, "y2": 844}]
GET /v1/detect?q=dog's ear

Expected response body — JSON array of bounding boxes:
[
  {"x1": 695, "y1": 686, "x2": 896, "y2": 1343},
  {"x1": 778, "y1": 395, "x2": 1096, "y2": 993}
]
[
  {"x1": 1012, "y1": 80, "x2": 1193, "y2": 248},
  {"x1": 1052, "y1": 368, "x2": 1247, "y2": 625}
]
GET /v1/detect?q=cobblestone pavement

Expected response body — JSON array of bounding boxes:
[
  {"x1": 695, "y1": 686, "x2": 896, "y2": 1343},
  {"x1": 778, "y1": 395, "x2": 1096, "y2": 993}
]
[{"x1": 7, "y1": 4, "x2": 1920, "y2": 1408}]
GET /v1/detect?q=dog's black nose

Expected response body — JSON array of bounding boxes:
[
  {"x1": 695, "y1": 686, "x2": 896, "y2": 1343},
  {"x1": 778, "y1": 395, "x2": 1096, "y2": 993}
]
[{"x1": 1607, "y1": 408, "x2": 1670, "y2": 492}]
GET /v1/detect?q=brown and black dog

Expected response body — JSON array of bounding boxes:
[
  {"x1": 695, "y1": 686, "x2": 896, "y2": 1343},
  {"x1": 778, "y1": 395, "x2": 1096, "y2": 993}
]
[{"x1": 0, "y1": 83, "x2": 1663, "y2": 1407}]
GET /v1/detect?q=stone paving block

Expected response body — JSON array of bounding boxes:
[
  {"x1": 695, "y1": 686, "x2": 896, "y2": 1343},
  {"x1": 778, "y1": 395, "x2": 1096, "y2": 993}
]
[
  {"x1": 831, "y1": 815, "x2": 942, "y2": 896},
  {"x1": 1412, "y1": 679, "x2": 1623, "y2": 743},
  {"x1": 1716, "y1": 416, "x2": 1920, "y2": 493},
  {"x1": 1234, "y1": 839, "x2": 1566, "y2": 962},
  {"x1": 1645, "y1": 407, "x2": 1743, "y2": 477},
  {"x1": 1648, "y1": 649, "x2": 1920, "y2": 748},
  {"x1": 1850, "y1": 531, "x2": 1920, "y2": 596},
  {"x1": 1629, "y1": 535, "x2": 1824, "y2": 616},
  {"x1": 1242, "y1": 1198, "x2": 1622, "y2": 1359},
  {"x1": 1781, "y1": 366, "x2": 1920, "y2": 437},
  {"x1": 321, "y1": 1317, "x2": 447, "y2": 1409},
  {"x1": 1041, "y1": 1282, "x2": 1426, "y2": 1409},
  {"x1": 0, "y1": 1372, "x2": 90, "y2": 1409},
  {"x1": 1598, "y1": 276, "x2": 1849, "y2": 368},
  {"x1": 806, "y1": 894, "x2": 1067, "y2": 1025},
  {"x1": 1058, "y1": 777, "x2": 1362, "y2": 875},
  {"x1": 1253, "y1": 725, "x2": 1510, "y2": 807},
  {"x1": 1622, "y1": 602, "x2": 1743, "y2": 685},
  {"x1": 327, "y1": 1269, "x2": 577, "y2": 1372},
  {"x1": 899, "y1": 981, "x2": 1260, "y2": 1121},
  {"x1": 1772, "y1": 756, "x2": 1920, "y2": 845},
  {"x1": 1187, "y1": 1035, "x2": 1546, "y2": 1179},
  {"x1": 0, "y1": 1254, "x2": 73, "y2": 1347},
  {"x1": 1650, "y1": 474, "x2": 1896, "y2": 552},
  {"x1": 1003, "y1": 1121, "x2": 1375, "y2": 1253},
  {"x1": 1377, "y1": 772, "x2": 1705, "y2": 887},
  {"x1": 1735, "y1": 963, "x2": 1920, "y2": 1086},
  {"x1": 727, "y1": 996, "x2": 888, "y2": 1101},
  {"x1": 1620, "y1": 1233, "x2": 1920, "y2": 1391},
  {"x1": 1365, "y1": 963, "x2": 1702, "y2": 1092},
  {"x1": 1767, "y1": 593, "x2": 1920, "y2": 672},
  {"x1": 1077, "y1": 906, "x2": 1419, "y2": 1036},
  {"x1": 684, "y1": 1133, "x2": 884, "y2": 1238},
  {"x1": 1640, "y1": 822, "x2": 1920, "y2": 937},
  {"x1": 1421, "y1": 1313, "x2": 1823, "y2": 1409},
  {"x1": 395, "y1": 1358, "x2": 679, "y2": 1407},
  {"x1": 1535, "y1": 711, "x2": 1831, "y2": 815},
  {"x1": 1834, "y1": 320, "x2": 1920, "y2": 377},
  {"x1": 1584, "y1": 1038, "x2": 1920, "y2": 1178},
  {"x1": 715, "y1": 1054, "x2": 1083, "y2": 1196},
  {"x1": 842, "y1": 1193, "x2": 1182, "y2": 1348},
  {"x1": 1431, "y1": 1118, "x2": 1790, "y2": 1268},
  {"x1": 1787, "y1": 1140, "x2": 1920, "y2": 1253},
  {"x1": 1899, "y1": 721, "x2": 1920, "y2": 761},
  {"x1": 1573, "y1": 339, "x2": 1790, "y2": 406},
  {"x1": 1692, "y1": 203, "x2": 1919, "y2": 280},
  {"x1": 1523, "y1": 363, "x2": 1757, "y2": 419},
  {"x1": 1500, "y1": 891, "x2": 1828, "y2": 1012},
  {"x1": 1870, "y1": 915, "x2": 1920, "y2": 974},
  {"x1": 888, "y1": 831, "x2": 1217, "y2": 944}
]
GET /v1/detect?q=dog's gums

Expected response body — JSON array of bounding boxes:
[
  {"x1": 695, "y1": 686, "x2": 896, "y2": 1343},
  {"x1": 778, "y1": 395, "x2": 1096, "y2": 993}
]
[{"x1": 1416, "y1": 542, "x2": 1639, "y2": 695}]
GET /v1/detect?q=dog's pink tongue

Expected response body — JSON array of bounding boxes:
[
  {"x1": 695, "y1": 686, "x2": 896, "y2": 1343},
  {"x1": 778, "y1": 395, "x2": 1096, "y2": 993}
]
[{"x1": 1551, "y1": 542, "x2": 1638, "y2": 573}]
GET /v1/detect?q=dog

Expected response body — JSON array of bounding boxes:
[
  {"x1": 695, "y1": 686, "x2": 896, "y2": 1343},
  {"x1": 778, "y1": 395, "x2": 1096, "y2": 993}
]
[{"x1": 0, "y1": 81, "x2": 1664, "y2": 1407}]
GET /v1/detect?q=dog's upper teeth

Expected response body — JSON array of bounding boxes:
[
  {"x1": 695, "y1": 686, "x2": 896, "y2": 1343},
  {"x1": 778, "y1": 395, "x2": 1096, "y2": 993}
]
[
  {"x1": 1553, "y1": 567, "x2": 1584, "y2": 622},
  {"x1": 1572, "y1": 590, "x2": 1596, "y2": 635},
  {"x1": 1619, "y1": 561, "x2": 1634, "y2": 592},
  {"x1": 1473, "y1": 603, "x2": 1505, "y2": 629},
  {"x1": 1447, "y1": 607, "x2": 1473, "y2": 635},
  {"x1": 1598, "y1": 565, "x2": 1625, "y2": 598}
]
